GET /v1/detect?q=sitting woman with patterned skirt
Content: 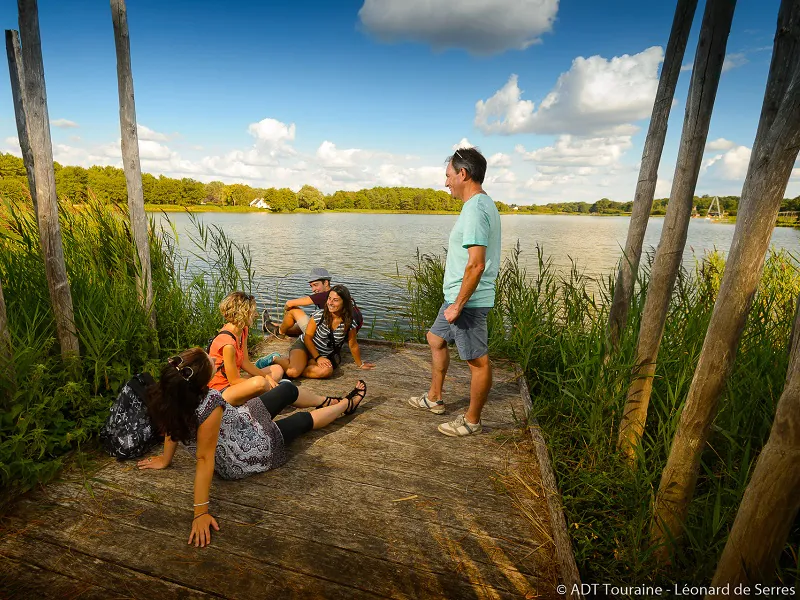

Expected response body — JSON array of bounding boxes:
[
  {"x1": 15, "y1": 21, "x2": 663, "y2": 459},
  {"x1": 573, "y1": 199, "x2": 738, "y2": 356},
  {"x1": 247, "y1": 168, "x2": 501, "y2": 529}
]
[{"x1": 138, "y1": 346, "x2": 367, "y2": 547}]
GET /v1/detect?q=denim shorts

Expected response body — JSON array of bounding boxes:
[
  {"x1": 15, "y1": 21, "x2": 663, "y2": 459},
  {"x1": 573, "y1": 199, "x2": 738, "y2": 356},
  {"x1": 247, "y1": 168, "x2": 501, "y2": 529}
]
[{"x1": 429, "y1": 302, "x2": 490, "y2": 361}]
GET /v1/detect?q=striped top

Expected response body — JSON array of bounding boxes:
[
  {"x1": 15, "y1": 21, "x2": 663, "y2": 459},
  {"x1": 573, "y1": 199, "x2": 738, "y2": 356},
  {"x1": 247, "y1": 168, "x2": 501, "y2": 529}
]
[{"x1": 302, "y1": 309, "x2": 357, "y2": 357}]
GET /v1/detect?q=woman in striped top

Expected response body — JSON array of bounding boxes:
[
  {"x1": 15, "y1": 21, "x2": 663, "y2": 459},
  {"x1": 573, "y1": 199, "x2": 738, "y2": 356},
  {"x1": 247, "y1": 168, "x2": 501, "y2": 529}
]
[{"x1": 274, "y1": 285, "x2": 375, "y2": 379}]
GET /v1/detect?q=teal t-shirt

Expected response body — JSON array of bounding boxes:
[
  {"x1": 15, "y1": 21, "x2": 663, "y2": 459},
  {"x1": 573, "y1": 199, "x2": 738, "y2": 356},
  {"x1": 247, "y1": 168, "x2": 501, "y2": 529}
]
[{"x1": 443, "y1": 193, "x2": 501, "y2": 308}]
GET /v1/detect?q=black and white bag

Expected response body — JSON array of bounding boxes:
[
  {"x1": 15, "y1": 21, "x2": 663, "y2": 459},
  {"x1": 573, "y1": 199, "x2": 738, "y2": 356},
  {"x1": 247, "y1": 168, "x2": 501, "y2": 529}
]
[{"x1": 99, "y1": 372, "x2": 160, "y2": 460}]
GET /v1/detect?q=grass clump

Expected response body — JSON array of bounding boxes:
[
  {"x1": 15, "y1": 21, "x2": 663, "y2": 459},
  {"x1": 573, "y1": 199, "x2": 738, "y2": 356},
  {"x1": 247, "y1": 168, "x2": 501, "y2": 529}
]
[
  {"x1": 405, "y1": 242, "x2": 799, "y2": 588},
  {"x1": 0, "y1": 199, "x2": 256, "y2": 508}
]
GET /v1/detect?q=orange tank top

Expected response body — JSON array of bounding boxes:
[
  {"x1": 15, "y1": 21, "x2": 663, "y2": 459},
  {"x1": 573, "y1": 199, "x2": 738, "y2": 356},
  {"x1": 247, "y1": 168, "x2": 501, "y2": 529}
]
[{"x1": 208, "y1": 326, "x2": 248, "y2": 391}]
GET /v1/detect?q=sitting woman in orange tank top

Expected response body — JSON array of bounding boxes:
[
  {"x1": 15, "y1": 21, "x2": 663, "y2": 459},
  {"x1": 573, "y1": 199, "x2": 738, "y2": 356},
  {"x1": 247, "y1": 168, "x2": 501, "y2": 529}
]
[{"x1": 207, "y1": 291, "x2": 285, "y2": 405}]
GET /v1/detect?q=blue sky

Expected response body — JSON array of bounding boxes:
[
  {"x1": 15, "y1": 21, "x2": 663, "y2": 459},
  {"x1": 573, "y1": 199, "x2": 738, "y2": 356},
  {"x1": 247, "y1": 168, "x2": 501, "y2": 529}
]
[{"x1": 1, "y1": 0, "x2": 797, "y2": 204}]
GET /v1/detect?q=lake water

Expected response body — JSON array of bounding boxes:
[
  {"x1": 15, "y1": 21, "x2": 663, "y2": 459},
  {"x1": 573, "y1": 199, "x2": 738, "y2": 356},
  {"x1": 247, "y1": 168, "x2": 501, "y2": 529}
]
[{"x1": 151, "y1": 212, "x2": 800, "y2": 334}]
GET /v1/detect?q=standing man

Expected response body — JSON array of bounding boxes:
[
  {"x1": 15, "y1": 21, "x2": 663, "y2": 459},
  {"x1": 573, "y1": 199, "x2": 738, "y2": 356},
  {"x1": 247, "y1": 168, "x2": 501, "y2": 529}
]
[{"x1": 409, "y1": 147, "x2": 501, "y2": 437}]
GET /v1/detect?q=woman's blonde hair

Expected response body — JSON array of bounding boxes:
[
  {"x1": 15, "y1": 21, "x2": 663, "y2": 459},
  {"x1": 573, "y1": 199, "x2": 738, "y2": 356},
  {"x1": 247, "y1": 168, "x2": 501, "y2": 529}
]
[{"x1": 219, "y1": 291, "x2": 257, "y2": 329}]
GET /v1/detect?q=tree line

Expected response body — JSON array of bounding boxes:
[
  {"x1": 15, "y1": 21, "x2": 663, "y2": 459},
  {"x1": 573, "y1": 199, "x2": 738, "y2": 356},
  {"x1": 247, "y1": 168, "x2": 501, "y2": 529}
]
[{"x1": 1, "y1": 153, "x2": 798, "y2": 214}]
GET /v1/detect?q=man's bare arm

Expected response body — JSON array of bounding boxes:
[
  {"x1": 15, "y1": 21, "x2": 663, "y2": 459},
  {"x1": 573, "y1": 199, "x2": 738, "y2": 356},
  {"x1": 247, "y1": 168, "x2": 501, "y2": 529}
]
[{"x1": 284, "y1": 296, "x2": 313, "y2": 311}]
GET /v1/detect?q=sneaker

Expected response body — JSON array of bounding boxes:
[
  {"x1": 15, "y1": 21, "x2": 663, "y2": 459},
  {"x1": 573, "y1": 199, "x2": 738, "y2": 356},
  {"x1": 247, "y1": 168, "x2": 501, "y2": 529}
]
[
  {"x1": 438, "y1": 414, "x2": 482, "y2": 437},
  {"x1": 408, "y1": 392, "x2": 445, "y2": 415},
  {"x1": 261, "y1": 309, "x2": 285, "y2": 339},
  {"x1": 255, "y1": 352, "x2": 281, "y2": 369}
]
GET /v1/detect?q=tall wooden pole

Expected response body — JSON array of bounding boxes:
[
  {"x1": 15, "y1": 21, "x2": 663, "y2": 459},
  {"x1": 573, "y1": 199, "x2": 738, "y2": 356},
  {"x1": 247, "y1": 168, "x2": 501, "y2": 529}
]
[
  {"x1": 619, "y1": 0, "x2": 736, "y2": 466},
  {"x1": 17, "y1": 0, "x2": 79, "y2": 360},
  {"x1": 709, "y1": 293, "x2": 800, "y2": 592},
  {"x1": 5, "y1": 29, "x2": 36, "y2": 212},
  {"x1": 652, "y1": 0, "x2": 800, "y2": 560},
  {"x1": 110, "y1": 0, "x2": 155, "y2": 330},
  {"x1": 607, "y1": 0, "x2": 699, "y2": 353}
]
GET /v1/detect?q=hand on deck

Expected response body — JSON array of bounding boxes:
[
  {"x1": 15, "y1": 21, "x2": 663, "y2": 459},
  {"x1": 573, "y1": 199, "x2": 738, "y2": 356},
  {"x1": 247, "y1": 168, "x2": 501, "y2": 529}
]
[
  {"x1": 137, "y1": 455, "x2": 170, "y2": 470},
  {"x1": 189, "y1": 513, "x2": 219, "y2": 548}
]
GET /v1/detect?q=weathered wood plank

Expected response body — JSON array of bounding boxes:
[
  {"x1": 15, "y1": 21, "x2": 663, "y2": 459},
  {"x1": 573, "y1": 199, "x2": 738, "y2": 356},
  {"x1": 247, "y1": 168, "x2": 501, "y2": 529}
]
[
  {"x1": 46, "y1": 477, "x2": 554, "y2": 596},
  {"x1": 3, "y1": 500, "x2": 387, "y2": 600},
  {"x1": 101, "y1": 450, "x2": 548, "y2": 551},
  {"x1": 0, "y1": 533, "x2": 217, "y2": 599},
  {"x1": 0, "y1": 555, "x2": 111, "y2": 599},
  {"x1": 7, "y1": 497, "x2": 546, "y2": 600},
  {"x1": 74, "y1": 464, "x2": 554, "y2": 577}
]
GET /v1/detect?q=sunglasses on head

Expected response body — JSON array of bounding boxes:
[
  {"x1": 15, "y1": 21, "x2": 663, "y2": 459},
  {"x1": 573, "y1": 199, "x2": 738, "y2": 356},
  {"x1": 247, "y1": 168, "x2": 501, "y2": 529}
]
[{"x1": 168, "y1": 355, "x2": 194, "y2": 381}]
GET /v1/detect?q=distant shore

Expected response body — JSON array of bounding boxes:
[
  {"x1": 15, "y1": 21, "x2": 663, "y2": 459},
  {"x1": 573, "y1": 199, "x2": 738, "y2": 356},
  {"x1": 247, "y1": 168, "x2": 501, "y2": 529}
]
[{"x1": 142, "y1": 204, "x2": 764, "y2": 224}]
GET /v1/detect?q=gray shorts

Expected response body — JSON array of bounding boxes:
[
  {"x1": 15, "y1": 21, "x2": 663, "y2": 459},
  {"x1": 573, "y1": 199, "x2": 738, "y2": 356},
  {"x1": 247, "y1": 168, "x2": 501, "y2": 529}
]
[{"x1": 429, "y1": 302, "x2": 490, "y2": 361}]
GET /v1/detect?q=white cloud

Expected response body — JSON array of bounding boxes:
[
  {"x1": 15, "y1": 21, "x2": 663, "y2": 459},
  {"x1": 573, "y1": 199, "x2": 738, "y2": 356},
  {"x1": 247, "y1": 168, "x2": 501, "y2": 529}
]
[
  {"x1": 487, "y1": 169, "x2": 516, "y2": 185},
  {"x1": 488, "y1": 152, "x2": 512, "y2": 167},
  {"x1": 137, "y1": 124, "x2": 169, "y2": 142},
  {"x1": 248, "y1": 118, "x2": 296, "y2": 145},
  {"x1": 51, "y1": 119, "x2": 78, "y2": 129},
  {"x1": 452, "y1": 138, "x2": 474, "y2": 150},
  {"x1": 655, "y1": 177, "x2": 672, "y2": 197},
  {"x1": 316, "y1": 140, "x2": 376, "y2": 168},
  {"x1": 681, "y1": 52, "x2": 749, "y2": 75},
  {"x1": 722, "y1": 52, "x2": 748, "y2": 73},
  {"x1": 139, "y1": 140, "x2": 172, "y2": 161},
  {"x1": 358, "y1": 0, "x2": 559, "y2": 55},
  {"x1": 517, "y1": 135, "x2": 633, "y2": 169},
  {"x1": 475, "y1": 46, "x2": 663, "y2": 136},
  {"x1": 705, "y1": 138, "x2": 736, "y2": 152},
  {"x1": 703, "y1": 145, "x2": 752, "y2": 180}
]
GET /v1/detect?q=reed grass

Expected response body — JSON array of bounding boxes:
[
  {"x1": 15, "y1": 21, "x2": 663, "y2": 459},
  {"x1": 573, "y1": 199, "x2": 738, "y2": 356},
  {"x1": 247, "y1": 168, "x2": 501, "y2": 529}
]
[
  {"x1": 405, "y1": 243, "x2": 799, "y2": 588},
  {"x1": 0, "y1": 198, "x2": 255, "y2": 507}
]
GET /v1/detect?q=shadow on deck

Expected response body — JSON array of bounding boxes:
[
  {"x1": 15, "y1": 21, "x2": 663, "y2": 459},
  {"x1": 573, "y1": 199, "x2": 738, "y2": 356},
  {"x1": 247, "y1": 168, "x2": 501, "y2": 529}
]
[{"x1": 0, "y1": 339, "x2": 574, "y2": 599}]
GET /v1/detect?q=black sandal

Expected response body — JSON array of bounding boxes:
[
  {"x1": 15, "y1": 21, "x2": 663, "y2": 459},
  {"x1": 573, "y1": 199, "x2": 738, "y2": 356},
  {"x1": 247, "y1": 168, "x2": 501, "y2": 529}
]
[
  {"x1": 344, "y1": 380, "x2": 367, "y2": 415},
  {"x1": 317, "y1": 396, "x2": 341, "y2": 408}
]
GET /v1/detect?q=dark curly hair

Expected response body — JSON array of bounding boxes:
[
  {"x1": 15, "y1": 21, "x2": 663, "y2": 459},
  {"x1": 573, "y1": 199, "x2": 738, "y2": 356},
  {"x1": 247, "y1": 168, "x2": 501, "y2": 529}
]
[
  {"x1": 323, "y1": 285, "x2": 354, "y2": 342},
  {"x1": 146, "y1": 347, "x2": 213, "y2": 444}
]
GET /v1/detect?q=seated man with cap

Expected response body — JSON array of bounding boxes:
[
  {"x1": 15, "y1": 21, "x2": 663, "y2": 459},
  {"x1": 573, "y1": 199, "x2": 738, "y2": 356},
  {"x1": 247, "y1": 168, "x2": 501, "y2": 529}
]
[{"x1": 263, "y1": 268, "x2": 363, "y2": 339}]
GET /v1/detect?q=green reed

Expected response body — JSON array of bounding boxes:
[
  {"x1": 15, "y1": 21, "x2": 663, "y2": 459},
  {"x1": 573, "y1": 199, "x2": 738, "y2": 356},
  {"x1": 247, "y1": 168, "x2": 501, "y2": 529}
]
[
  {"x1": 405, "y1": 243, "x2": 799, "y2": 589},
  {"x1": 0, "y1": 198, "x2": 254, "y2": 506}
]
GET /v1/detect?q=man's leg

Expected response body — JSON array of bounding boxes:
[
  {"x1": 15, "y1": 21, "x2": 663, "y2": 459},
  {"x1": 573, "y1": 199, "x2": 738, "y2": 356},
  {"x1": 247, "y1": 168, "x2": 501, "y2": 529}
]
[
  {"x1": 426, "y1": 330, "x2": 449, "y2": 401},
  {"x1": 280, "y1": 309, "x2": 309, "y2": 337},
  {"x1": 465, "y1": 354, "x2": 491, "y2": 424}
]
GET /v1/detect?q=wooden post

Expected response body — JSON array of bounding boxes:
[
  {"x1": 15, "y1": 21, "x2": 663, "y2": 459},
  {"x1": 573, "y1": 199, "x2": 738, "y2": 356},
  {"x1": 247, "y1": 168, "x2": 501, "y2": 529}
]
[
  {"x1": 617, "y1": 0, "x2": 736, "y2": 466},
  {"x1": 17, "y1": 0, "x2": 79, "y2": 360},
  {"x1": 652, "y1": 0, "x2": 800, "y2": 560},
  {"x1": 110, "y1": 0, "x2": 155, "y2": 330},
  {"x1": 607, "y1": 0, "x2": 699, "y2": 352},
  {"x1": 709, "y1": 293, "x2": 800, "y2": 592},
  {"x1": 5, "y1": 29, "x2": 36, "y2": 211}
]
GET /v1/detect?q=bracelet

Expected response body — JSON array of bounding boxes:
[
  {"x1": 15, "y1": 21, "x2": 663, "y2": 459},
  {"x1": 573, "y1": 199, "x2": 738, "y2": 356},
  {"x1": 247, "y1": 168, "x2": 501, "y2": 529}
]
[
  {"x1": 193, "y1": 501, "x2": 209, "y2": 507},
  {"x1": 193, "y1": 511, "x2": 210, "y2": 520}
]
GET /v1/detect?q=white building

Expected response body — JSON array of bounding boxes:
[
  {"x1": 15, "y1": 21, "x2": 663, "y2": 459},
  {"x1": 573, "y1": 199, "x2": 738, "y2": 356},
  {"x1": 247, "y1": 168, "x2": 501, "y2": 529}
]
[{"x1": 249, "y1": 198, "x2": 272, "y2": 210}]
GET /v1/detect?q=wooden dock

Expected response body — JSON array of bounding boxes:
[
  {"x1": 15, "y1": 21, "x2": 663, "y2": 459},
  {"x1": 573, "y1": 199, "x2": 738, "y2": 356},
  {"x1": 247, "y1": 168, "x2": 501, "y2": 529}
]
[{"x1": 0, "y1": 339, "x2": 571, "y2": 599}]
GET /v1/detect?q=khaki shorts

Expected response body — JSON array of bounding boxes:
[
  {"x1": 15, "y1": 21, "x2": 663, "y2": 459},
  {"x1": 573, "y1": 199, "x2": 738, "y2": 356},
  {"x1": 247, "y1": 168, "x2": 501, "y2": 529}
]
[{"x1": 295, "y1": 311, "x2": 310, "y2": 335}]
